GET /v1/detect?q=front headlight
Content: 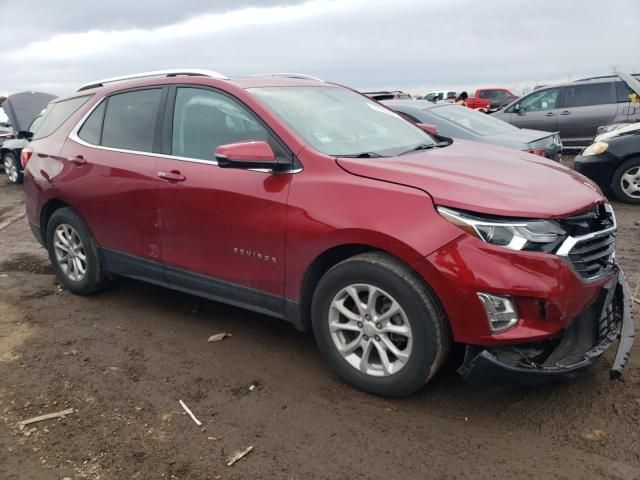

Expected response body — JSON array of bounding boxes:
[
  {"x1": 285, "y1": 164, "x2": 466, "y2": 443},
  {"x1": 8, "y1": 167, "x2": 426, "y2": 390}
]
[
  {"x1": 437, "y1": 206, "x2": 566, "y2": 252},
  {"x1": 582, "y1": 142, "x2": 608, "y2": 156}
]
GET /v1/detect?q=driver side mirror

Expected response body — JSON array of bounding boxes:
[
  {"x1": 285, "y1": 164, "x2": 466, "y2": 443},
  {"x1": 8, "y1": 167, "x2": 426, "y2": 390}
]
[
  {"x1": 416, "y1": 123, "x2": 439, "y2": 135},
  {"x1": 215, "y1": 140, "x2": 287, "y2": 171}
]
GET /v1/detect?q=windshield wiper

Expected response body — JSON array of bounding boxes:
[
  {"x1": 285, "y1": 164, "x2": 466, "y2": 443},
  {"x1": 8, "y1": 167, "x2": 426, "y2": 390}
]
[
  {"x1": 398, "y1": 142, "x2": 446, "y2": 156},
  {"x1": 337, "y1": 151, "x2": 385, "y2": 158}
]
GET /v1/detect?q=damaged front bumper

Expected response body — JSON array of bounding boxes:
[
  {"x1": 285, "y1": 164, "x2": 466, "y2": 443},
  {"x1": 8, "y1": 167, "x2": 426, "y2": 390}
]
[{"x1": 458, "y1": 267, "x2": 635, "y2": 385}]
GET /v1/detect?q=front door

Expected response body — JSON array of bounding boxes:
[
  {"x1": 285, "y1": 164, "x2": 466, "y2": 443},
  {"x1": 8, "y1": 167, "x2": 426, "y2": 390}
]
[
  {"x1": 155, "y1": 86, "x2": 292, "y2": 310},
  {"x1": 506, "y1": 87, "x2": 561, "y2": 133}
]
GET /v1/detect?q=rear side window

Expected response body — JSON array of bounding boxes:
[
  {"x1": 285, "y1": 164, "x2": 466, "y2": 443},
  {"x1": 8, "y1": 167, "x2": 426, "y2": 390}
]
[
  {"x1": 33, "y1": 95, "x2": 91, "y2": 140},
  {"x1": 101, "y1": 89, "x2": 162, "y2": 152},
  {"x1": 78, "y1": 101, "x2": 106, "y2": 145},
  {"x1": 561, "y1": 83, "x2": 614, "y2": 108},
  {"x1": 615, "y1": 81, "x2": 634, "y2": 103}
]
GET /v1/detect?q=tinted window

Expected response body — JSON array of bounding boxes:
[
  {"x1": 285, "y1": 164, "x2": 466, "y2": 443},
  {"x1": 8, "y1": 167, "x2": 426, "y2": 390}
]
[
  {"x1": 561, "y1": 83, "x2": 613, "y2": 108},
  {"x1": 33, "y1": 95, "x2": 91, "y2": 139},
  {"x1": 616, "y1": 81, "x2": 634, "y2": 103},
  {"x1": 517, "y1": 88, "x2": 559, "y2": 112},
  {"x1": 101, "y1": 89, "x2": 161, "y2": 152},
  {"x1": 172, "y1": 87, "x2": 270, "y2": 161},
  {"x1": 78, "y1": 101, "x2": 106, "y2": 145}
]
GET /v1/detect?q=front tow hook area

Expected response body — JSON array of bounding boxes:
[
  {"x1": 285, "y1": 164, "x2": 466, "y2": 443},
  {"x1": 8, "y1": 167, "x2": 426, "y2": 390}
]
[{"x1": 458, "y1": 266, "x2": 635, "y2": 385}]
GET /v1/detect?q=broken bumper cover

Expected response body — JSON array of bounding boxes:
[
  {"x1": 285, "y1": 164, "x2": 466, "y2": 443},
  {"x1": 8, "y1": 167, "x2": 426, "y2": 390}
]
[{"x1": 459, "y1": 267, "x2": 634, "y2": 385}]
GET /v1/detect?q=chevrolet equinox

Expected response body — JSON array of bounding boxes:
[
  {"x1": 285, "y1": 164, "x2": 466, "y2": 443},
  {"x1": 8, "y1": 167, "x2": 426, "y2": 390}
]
[{"x1": 23, "y1": 70, "x2": 634, "y2": 396}]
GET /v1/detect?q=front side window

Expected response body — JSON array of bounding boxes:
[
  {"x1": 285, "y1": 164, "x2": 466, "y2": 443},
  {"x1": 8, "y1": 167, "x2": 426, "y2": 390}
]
[
  {"x1": 561, "y1": 83, "x2": 613, "y2": 108},
  {"x1": 250, "y1": 86, "x2": 433, "y2": 157},
  {"x1": 516, "y1": 88, "x2": 559, "y2": 112},
  {"x1": 101, "y1": 89, "x2": 162, "y2": 152},
  {"x1": 171, "y1": 87, "x2": 272, "y2": 161},
  {"x1": 429, "y1": 105, "x2": 518, "y2": 136},
  {"x1": 33, "y1": 95, "x2": 91, "y2": 140}
]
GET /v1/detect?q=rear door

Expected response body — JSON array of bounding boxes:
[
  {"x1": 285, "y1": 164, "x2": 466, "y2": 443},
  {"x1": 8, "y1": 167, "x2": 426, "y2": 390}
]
[
  {"x1": 154, "y1": 85, "x2": 292, "y2": 308},
  {"x1": 503, "y1": 87, "x2": 560, "y2": 132},
  {"x1": 63, "y1": 87, "x2": 166, "y2": 261},
  {"x1": 556, "y1": 81, "x2": 617, "y2": 146}
]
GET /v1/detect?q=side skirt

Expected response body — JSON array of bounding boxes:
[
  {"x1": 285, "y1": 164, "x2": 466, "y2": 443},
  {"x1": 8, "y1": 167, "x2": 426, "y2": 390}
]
[{"x1": 100, "y1": 248, "x2": 303, "y2": 329}]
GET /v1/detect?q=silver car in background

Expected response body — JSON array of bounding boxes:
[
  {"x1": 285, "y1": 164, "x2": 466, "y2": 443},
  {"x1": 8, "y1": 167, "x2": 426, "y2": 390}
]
[{"x1": 492, "y1": 73, "x2": 640, "y2": 148}]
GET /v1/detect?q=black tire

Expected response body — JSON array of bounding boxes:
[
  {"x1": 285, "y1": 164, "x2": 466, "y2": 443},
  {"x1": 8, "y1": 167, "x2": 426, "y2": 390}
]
[
  {"x1": 3, "y1": 153, "x2": 23, "y2": 184},
  {"x1": 311, "y1": 252, "x2": 451, "y2": 397},
  {"x1": 611, "y1": 157, "x2": 640, "y2": 204},
  {"x1": 45, "y1": 207, "x2": 107, "y2": 295}
]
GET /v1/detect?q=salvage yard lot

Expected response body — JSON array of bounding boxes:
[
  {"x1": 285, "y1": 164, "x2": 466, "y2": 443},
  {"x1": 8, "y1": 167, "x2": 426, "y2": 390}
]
[{"x1": 0, "y1": 175, "x2": 638, "y2": 479}]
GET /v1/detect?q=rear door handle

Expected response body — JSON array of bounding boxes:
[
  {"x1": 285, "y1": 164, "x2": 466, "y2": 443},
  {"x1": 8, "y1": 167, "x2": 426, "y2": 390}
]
[
  {"x1": 545, "y1": 112, "x2": 556, "y2": 117},
  {"x1": 559, "y1": 110, "x2": 571, "y2": 116},
  {"x1": 157, "y1": 170, "x2": 186, "y2": 182},
  {"x1": 67, "y1": 155, "x2": 86, "y2": 166}
]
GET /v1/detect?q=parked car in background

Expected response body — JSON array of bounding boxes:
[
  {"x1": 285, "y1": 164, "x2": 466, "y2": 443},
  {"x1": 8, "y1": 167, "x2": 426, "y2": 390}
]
[
  {"x1": 0, "y1": 91, "x2": 56, "y2": 184},
  {"x1": 421, "y1": 90, "x2": 457, "y2": 102},
  {"x1": 492, "y1": 73, "x2": 640, "y2": 148},
  {"x1": 1, "y1": 113, "x2": 44, "y2": 184},
  {"x1": 22, "y1": 69, "x2": 633, "y2": 397},
  {"x1": 474, "y1": 88, "x2": 519, "y2": 110},
  {"x1": 363, "y1": 90, "x2": 412, "y2": 101},
  {"x1": 594, "y1": 121, "x2": 639, "y2": 142},
  {"x1": 384, "y1": 100, "x2": 562, "y2": 160},
  {"x1": 574, "y1": 127, "x2": 640, "y2": 203},
  {"x1": 464, "y1": 95, "x2": 491, "y2": 112}
]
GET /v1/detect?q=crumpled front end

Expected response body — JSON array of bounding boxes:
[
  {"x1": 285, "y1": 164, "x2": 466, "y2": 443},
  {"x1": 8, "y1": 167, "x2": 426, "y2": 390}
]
[{"x1": 458, "y1": 267, "x2": 634, "y2": 385}]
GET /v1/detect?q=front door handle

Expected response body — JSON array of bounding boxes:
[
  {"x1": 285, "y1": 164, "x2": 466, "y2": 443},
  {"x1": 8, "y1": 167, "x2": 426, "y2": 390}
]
[
  {"x1": 158, "y1": 170, "x2": 186, "y2": 182},
  {"x1": 545, "y1": 112, "x2": 556, "y2": 117},
  {"x1": 67, "y1": 155, "x2": 86, "y2": 166},
  {"x1": 559, "y1": 110, "x2": 571, "y2": 116}
]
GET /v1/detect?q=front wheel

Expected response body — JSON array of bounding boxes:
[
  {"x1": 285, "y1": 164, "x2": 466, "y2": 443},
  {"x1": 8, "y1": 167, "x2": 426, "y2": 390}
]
[
  {"x1": 611, "y1": 158, "x2": 640, "y2": 204},
  {"x1": 3, "y1": 153, "x2": 23, "y2": 184},
  {"x1": 311, "y1": 252, "x2": 451, "y2": 397}
]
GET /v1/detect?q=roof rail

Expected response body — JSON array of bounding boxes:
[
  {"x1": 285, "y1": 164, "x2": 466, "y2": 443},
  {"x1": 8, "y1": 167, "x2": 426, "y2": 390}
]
[
  {"x1": 252, "y1": 73, "x2": 324, "y2": 82},
  {"x1": 574, "y1": 72, "x2": 640, "y2": 82},
  {"x1": 77, "y1": 69, "x2": 229, "y2": 92}
]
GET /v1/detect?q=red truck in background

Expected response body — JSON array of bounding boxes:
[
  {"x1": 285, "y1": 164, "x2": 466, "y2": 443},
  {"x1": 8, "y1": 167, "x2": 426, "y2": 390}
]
[
  {"x1": 464, "y1": 95, "x2": 491, "y2": 111},
  {"x1": 474, "y1": 88, "x2": 519, "y2": 111}
]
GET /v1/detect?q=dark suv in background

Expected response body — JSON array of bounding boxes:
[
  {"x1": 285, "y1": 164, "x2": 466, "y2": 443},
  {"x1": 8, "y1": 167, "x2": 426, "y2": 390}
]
[{"x1": 493, "y1": 74, "x2": 640, "y2": 148}]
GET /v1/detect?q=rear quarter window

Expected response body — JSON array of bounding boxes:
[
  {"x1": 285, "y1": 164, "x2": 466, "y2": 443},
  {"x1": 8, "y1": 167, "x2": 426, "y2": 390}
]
[{"x1": 33, "y1": 95, "x2": 92, "y2": 140}]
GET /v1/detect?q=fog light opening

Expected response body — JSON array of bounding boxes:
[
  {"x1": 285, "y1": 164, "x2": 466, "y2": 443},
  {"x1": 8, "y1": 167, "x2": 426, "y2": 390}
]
[{"x1": 477, "y1": 292, "x2": 519, "y2": 333}]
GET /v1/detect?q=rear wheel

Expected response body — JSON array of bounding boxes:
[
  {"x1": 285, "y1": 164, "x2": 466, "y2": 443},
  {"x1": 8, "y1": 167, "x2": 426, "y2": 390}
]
[
  {"x1": 612, "y1": 158, "x2": 640, "y2": 204},
  {"x1": 311, "y1": 252, "x2": 451, "y2": 397},
  {"x1": 45, "y1": 208, "x2": 107, "y2": 295},
  {"x1": 3, "y1": 153, "x2": 23, "y2": 184}
]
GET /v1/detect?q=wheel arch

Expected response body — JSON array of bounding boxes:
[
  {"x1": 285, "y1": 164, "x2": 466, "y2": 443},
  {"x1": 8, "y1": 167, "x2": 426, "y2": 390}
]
[{"x1": 39, "y1": 198, "x2": 73, "y2": 240}]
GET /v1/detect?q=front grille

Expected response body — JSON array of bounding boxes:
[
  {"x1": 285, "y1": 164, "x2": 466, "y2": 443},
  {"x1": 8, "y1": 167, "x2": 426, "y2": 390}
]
[
  {"x1": 568, "y1": 233, "x2": 616, "y2": 279},
  {"x1": 557, "y1": 203, "x2": 616, "y2": 281}
]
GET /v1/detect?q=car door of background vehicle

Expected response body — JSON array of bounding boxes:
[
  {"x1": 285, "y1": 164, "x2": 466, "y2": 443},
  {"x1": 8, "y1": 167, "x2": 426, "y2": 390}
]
[
  {"x1": 155, "y1": 86, "x2": 292, "y2": 306},
  {"x1": 64, "y1": 87, "x2": 166, "y2": 262},
  {"x1": 557, "y1": 82, "x2": 617, "y2": 145},
  {"x1": 503, "y1": 87, "x2": 560, "y2": 132}
]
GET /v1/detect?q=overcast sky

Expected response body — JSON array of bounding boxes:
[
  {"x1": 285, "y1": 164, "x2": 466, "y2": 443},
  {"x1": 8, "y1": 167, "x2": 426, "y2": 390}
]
[{"x1": 0, "y1": 0, "x2": 638, "y2": 97}]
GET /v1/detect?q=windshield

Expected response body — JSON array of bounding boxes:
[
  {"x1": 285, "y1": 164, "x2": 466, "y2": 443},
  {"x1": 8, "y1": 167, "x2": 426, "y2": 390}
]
[
  {"x1": 249, "y1": 86, "x2": 433, "y2": 157},
  {"x1": 429, "y1": 104, "x2": 518, "y2": 136}
]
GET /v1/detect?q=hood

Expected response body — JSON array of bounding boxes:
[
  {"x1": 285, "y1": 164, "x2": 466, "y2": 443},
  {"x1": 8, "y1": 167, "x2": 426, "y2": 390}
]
[
  {"x1": 336, "y1": 140, "x2": 603, "y2": 219},
  {"x1": 595, "y1": 122, "x2": 640, "y2": 142},
  {"x1": 0, "y1": 91, "x2": 56, "y2": 132},
  {"x1": 487, "y1": 128, "x2": 555, "y2": 146}
]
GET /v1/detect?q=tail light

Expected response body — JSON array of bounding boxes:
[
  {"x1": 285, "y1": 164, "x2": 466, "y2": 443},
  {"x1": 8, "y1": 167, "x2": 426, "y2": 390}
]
[
  {"x1": 527, "y1": 148, "x2": 547, "y2": 157},
  {"x1": 20, "y1": 147, "x2": 33, "y2": 168}
]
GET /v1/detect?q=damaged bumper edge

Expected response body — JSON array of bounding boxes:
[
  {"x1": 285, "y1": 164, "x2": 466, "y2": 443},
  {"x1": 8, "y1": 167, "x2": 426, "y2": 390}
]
[{"x1": 458, "y1": 266, "x2": 635, "y2": 385}]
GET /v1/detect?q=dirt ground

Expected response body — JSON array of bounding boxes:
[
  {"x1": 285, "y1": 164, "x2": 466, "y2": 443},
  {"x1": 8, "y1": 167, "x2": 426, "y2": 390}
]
[{"x1": 0, "y1": 164, "x2": 639, "y2": 479}]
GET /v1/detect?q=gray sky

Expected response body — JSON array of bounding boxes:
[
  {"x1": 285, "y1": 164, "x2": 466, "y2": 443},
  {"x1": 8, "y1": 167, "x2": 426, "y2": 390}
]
[{"x1": 0, "y1": 0, "x2": 638, "y2": 97}]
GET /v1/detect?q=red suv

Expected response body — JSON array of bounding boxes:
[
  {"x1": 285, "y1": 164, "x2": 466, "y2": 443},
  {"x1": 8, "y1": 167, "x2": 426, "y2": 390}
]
[{"x1": 23, "y1": 70, "x2": 633, "y2": 396}]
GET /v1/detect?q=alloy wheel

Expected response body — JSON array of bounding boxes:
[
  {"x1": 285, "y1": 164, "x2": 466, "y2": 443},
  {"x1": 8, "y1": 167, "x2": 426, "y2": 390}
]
[
  {"x1": 328, "y1": 284, "x2": 413, "y2": 377},
  {"x1": 53, "y1": 224, "x2": 87, "y2": 281},
  {"x1": 3, "y1": 156, "x2": 18, "y2": 183},
  {"x1": 620, "y1": 166, "x2": 640, "y2": 199}
]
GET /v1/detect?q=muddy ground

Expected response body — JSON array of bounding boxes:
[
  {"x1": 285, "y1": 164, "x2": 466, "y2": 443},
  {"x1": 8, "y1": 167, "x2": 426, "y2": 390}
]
[{"x1": 0, "y1": 165, "x2": 638, "y2": 479}]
